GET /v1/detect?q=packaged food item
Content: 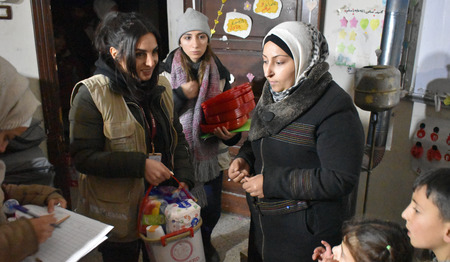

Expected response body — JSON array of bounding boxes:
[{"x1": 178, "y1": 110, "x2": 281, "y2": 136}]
[
  {"x1": 139, "y1": 198, "x2": 166, "y2": 234},
  {"x1": 146, "y1": 225, "x2": 165, "y2": 239},
  {"x1": 164, "y1": 199, "x2": 201, "y2": 233}
]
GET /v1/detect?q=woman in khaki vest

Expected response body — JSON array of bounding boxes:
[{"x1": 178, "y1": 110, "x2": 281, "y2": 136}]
[{"x1": 69, "y1": 12, "x2": 194, "y2": 262}]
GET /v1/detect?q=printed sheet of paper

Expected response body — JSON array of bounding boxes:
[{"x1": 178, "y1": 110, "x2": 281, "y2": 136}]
[
  {"x1": 253, "y1": 0, "x2": 282, "y2": 19},
  {"x1": 223, "y1": 12, "x2": 252, "y2": 39},
  {"x1": 21, "y1": 207, "x2": 113, "y2": 262},
  {"x1": 16, "y1": 205, "x2": 70, "y2": 225}
]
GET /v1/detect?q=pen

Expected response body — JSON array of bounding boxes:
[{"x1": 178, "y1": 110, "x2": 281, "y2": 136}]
[{"x1": 13, "y1": 205, "x2": 59, "y2": 228}]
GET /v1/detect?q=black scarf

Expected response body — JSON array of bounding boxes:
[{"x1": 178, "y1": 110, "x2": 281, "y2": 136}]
[{"x1": 248, "y1": 62, "x2": 333, "y2": 141}]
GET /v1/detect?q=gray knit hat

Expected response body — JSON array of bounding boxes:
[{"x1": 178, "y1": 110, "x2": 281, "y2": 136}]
[
  {"x1": 177, "y1": 8, "x2": 211, "y2": 42},
  {"x1": 0, "y1": 56, "x2": 40, "y2": 130}
]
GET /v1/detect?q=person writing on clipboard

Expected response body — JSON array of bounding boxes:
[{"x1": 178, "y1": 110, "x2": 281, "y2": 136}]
[{"x1": 0, "y1": 56, "x2": 67, "y2": 262}]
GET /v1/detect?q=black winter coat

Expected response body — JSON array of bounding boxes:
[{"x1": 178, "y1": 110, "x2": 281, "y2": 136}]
[{"x1": 237, "y1": 63, "x2": 365, "y2": 262}]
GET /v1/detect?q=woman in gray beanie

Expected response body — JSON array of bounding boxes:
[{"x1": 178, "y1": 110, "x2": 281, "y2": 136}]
[
  {"x1": 228, "y1": 21, "x2": 365, "y2": 261},
  {"x1": 160, "y1": 7, "x2": 240, "y2": 262},
  {"x1": 0, "y1": 56, "x2": 67, "y2": 261}
]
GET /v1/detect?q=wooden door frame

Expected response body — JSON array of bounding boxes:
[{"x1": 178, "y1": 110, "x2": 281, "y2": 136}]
[{"x1": 31, "y1": 0, "x2": 71, "y2": 205}]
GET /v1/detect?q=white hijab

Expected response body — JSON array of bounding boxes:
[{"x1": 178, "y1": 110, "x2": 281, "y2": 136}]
[
  {"x1": 0, "y1": 56, "x2": 40, "y2": 130},
  {"x1": 263, "y1": 21, "x2": 329, "y2": 88}
]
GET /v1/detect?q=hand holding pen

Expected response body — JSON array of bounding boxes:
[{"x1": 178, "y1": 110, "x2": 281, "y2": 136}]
[
  {"x1": 46, "y1": 198, "x2": 67, "y2": 213},
  {"x1": 29, "y1": 214, "x2": 58, "y2": 244},
  {"x1": 13, "y1": 204, "x2": 58, "y2": 243}
]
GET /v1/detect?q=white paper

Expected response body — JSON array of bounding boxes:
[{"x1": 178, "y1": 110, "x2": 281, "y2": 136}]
[
  {"x1": 223, "y1": 12, "x2": 252, "y2": 39},
  {"x1": 253, "y1": 0, "x2": 282, "y2": 19},
  {"x1": 22, "y1": 206, "x2": 113, "y2": 262}
]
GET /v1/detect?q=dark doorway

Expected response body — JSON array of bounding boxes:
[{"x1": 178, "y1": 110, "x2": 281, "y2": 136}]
[
  {"x1": 30, "y1": 0, "x2": 169, "y2": 207},
  {"x1": 50, "y1": 0, "x2": 169, "y2": 147}
]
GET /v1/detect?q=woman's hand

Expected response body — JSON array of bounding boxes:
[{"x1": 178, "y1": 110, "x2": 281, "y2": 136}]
[
  {"x1": 144, "y1": 159, "x2": 172, "y2": 186},
  {"x1": 242, "y1": 174, "x2": 264, "y2": 198},
  {"x1": 46, "y1": 197, "x2": 67, "y2": 213},
  {"x1": 228, "y1": 158, "x2": 250, "y2": 183},
  {"x1": 180, "y1": 80, "x2": 199, "y2": 99},
  {"x1": 213, "y1": 126, "x2": 237, "y2": 140},
  {"x1": 312, "y1": 241, "x2": 337, "y2": 262},
  {"x1": 30, "y1": 214, "x2": 57, "y2": 243}
]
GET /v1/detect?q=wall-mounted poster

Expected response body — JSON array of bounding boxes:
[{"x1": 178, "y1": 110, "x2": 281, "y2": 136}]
[
  {"x1": 223, "y1": 12, "x2": 252, "y2": 39},
  {"x1": 334, "y1": 7, "x2": 384, "y2": 68},
  {"x1": 253, "y1": 0, "x2": 282, "y2": 19}
]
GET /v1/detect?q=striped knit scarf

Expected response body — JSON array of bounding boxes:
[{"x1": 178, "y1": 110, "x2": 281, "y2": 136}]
[{"x1": 170, "y1": 48, "x2": 222, "y2": 183}]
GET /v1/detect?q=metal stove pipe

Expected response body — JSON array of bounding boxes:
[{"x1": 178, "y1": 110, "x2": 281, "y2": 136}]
[{"x1": 362, "y1": 0, "x2": 410, "y2": 170}]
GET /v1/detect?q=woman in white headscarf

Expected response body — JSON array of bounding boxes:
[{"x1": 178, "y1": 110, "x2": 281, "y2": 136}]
[
  {"x1": 0, "y1": 56, "x2": 67, "y2": 261},
  {"x1": 229, "y1": 21, "x2": 365, "y2": 261}
]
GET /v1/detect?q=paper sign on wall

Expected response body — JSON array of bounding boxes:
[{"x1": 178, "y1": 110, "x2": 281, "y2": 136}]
[
  {"x1": 334, "y1": 8, "x2": 385, "y2": 68},
  {"x1": 253, "y1": 0, "x2": 282, "y2": 19},
  {"x1": 223, "y1": 12, "x2": 252, "y2": 38}
]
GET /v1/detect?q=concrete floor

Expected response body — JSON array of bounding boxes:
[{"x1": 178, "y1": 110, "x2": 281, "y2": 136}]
[
  {"x1": 78, "y1": 211, "x2": 250, "y2": 262},
  {"x1": 211, "y1": 212, "x2": 250, "y2": 262}
]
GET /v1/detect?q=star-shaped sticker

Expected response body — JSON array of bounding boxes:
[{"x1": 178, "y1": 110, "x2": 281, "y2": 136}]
[
  {"x1": 340, "y1": 17, "x2": 348, "y2": 27},
  {"x1": 349, "y1": 30, "x2": 357, "y2": 41},
  {"x1": 337, "y1": 42, "x2": 346, "y2": 53},
  {"x1": 339, "y1": 30, "x2": 347, "y2": 39},
  {"x1": 350, "y1": 17, "x2": 358, "y2": 28},
  {"x1": 347, "y1": 44, "x2": 356, "y2": 54}
]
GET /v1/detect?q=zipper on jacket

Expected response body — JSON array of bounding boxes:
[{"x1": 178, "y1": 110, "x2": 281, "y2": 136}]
[
  {"x1": 128, "y1": 101, "x2": 149, "y2": 152},
  {"x1": 259, "y1": 138, "x2": 265, "y2": 260},
  {"x1": 160, "y1": 98, "x2": 177, "y2": 170}
]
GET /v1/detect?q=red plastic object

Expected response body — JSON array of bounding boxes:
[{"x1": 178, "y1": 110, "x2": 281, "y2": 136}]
[
  {"x1": 202, "y1": 83, "x2": 252, "y2": 108},
  {"x1": 200, "y1": 114, "x2": 249, "y2": 134},
  {"x1": 203, "y1": 91, "x2": 254, "y2": 117},
  {"x1": 205, "y1": 100, "x2": 255, "y2": 124},
  {"x1": 410, "y1": 142, "x2": 423, "y2": 159},
  {"x1": 160, "y1": 227, "x2": 194, "y2": 246}
]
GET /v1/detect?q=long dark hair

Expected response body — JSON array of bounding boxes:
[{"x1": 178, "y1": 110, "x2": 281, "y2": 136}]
[
  {"x1": 94, "y1": 12, "x2": 162, "y2": 97},
  {"x1": 179, "y1": 44, "x2": 213, "y2": 86},
  {"x1": 343, "y1": 219, "x2": 413, "y2": 262}
]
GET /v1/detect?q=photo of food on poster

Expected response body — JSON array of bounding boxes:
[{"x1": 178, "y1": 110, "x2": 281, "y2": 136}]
[
  {"x1": 223, "y1": 11, "x2": 252, "y2": 38},
  {"x1": 253, "y1": 0, "x2": 282, "y2": 19}
]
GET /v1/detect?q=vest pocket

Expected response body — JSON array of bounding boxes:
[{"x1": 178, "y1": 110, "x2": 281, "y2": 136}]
[
  {"x1": 77, "y1": 174, "x2": 144, "y2": 241},
  {"x1": 104, "y1": 121, "x2": 137, "y2": 152}
]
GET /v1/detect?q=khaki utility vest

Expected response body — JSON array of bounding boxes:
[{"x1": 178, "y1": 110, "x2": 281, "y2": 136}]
[{"x1": 71, "y1": 75, "x2": 173, "y2": 242}]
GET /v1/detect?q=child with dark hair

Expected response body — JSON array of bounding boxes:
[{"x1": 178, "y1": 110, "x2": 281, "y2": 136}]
[
  {"x1": 402, "y1": 168, "x2": 450, "y2": 262},
  {"x1": 312, "y1": 219, "x2": 413, "y2": 262}
]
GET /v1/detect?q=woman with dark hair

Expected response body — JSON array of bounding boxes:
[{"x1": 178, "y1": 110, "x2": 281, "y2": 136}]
[
  {"x1": 228, "y1": 21, "x2": 365, "y2": 261},
  {"x1": 69, "y1": 12, "x2": 194, "y2": 261},
  {"x1": 313, "y1": 219, "x2": 413, "y2": 262},
  {"x1": 160, "y1": 8, "x2": 240, "y2": 261}
]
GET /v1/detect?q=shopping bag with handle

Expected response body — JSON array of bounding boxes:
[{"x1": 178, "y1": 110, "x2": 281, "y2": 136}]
[{"x1": 138, "y1": 176, "x2": 205, "y2": 262}]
